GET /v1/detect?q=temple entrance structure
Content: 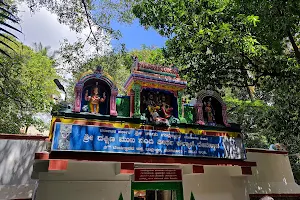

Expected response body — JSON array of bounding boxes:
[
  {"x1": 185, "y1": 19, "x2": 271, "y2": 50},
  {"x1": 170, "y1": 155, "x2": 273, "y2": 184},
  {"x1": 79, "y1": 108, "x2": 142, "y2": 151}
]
[{"x1": 31, "y1": 59, "x2": 300, "y2": 200}]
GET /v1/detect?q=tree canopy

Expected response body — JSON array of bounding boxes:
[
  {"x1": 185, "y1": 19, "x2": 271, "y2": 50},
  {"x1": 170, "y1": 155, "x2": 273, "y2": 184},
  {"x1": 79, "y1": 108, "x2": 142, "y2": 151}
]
[
  {"x1": 4, "y1": 0, "x2": 300, "y2": 182},
  {"x1": 0, "y1": 37, "x2": 59, "y2": 133},
  {"x1": 132, "y1": 0, "x2": 300, "y2": 181},
  {"x1": 133, "y1": 0, "x2": 300, "y2": 96}
]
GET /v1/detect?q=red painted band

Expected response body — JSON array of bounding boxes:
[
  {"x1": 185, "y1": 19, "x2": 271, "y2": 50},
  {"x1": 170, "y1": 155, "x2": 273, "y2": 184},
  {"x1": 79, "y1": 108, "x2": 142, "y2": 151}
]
[
  {"x1": 193, "y1": 165, "x2": 204, "y2": 173},
  {"x1": 48, "y1": 159, "x2": 68, "y2": 171},
  {"x1": 120, "y1": 163, "x2": 134, "y2": 174},
  {"x1": 35, "y1": 152, "x2": 50, "y2": 160},
  {"x1": 48, "y1": 151, "x2": 257, "y2": 167},
  {"x1": 241, "y1": 166, "x2": 252, "y2": 175},
  {"x1": 0, "y1": 134, "x2": 48, "y2": 141}
]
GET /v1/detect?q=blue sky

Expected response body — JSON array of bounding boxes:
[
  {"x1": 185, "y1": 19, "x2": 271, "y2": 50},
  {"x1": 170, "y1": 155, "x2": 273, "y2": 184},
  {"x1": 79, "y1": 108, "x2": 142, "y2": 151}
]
[{"x1": 110, "y1": 19, "x2": 167, "y2": 51}]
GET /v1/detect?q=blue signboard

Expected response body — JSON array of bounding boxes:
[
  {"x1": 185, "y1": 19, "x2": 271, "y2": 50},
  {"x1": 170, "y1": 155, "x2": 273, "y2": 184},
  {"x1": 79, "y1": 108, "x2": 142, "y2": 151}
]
[{"x1": 52, "y1": 123, "x2": 246, "y2": 160}]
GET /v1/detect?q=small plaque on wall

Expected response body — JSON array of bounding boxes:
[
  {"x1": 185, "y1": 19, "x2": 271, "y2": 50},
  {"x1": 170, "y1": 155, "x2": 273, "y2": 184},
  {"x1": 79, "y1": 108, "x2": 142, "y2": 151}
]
[{"x1": 134, "y1": 169, "x2": 182, "y2": 182}]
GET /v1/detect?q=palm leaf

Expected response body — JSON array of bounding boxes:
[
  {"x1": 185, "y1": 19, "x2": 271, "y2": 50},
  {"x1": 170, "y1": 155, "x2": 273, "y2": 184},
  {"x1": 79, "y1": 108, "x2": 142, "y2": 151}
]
[
  {"x1": 0, "y1": 27, "x2": 18, "y2": 39},
  {"x1": 0, "y1": 11, "x2": 18, "y2": 23},
  {"x1": 0, "y1": 1, "x2": 22, "y2": 58},
  {"x1": 0, "y1": 21, "x2": 22, "y2": 33},
  {"x1": 0, "y1": 48, "x2": 11, "y2": 58},
  {"x1": 0, "y1": 33, "x2": 19, "y2": 46},
  {"x1": 0, "y1": 41, "x2": 15, "y2": 52}
]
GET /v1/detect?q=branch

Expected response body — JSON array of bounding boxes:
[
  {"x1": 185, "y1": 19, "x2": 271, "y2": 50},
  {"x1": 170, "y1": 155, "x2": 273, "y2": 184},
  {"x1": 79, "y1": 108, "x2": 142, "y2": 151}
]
[
  {"x1": 287, "y1": 30, "x2": 300, "y2": 64},
  {"x1": 276, "y1": 6, "x2": 300, "y2": 63},
  {"x1": 81, "y1": 0, "x2": 98, "y2": 51},
  {"x1": 0, "y1": 85, "x2": 25, "y2": 108},
  {"x1": 240, "y1": 52, "x2": 260, "y2": 70},
  {"x1": 83, "y1": 29, "x2": 92, "y2": 46}
]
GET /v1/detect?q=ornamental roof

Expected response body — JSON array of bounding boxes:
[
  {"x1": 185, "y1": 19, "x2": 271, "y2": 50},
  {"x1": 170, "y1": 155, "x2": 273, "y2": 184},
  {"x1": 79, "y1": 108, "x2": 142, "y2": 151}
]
[{"x1": 125, "y1": 57, "x2": 187, "y2": 90}]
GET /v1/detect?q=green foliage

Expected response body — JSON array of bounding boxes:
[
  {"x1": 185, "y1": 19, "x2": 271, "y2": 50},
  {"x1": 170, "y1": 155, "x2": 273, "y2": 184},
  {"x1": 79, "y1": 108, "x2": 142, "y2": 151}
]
[
  {"x1": 190, "y1": 192, "x2": 195, "y2": 200},
  {"x1": 132, "y1": 0, "x2": 300, "y2": 182},
  {"x1": 0, "y1": 37, "x2": 59, "y2": 133},
  {"x1": 0, "y1": 0, "x2": 22, "y2": 58},
  {"x1": 128, "y1": 46, "x2": 172, "y2": 66},
  {"x1": 64, "y1": 45, "x2": 168, "y2": 99},
  {"x1": 133, "y1": 0, "x2": 300, "y2": 94},
  {"x1": 118, "y1": 193, "x2": 123, "y2": 200}
]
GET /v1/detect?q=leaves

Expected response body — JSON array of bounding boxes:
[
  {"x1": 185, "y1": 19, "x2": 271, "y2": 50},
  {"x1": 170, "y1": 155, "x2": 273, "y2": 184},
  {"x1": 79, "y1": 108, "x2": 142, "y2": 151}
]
[
  {"x1": 0, "y1": 1, "x2": 21, "y2": 58},
  {"x1": 0, "y1": 37, "x2": 59, "y2": 134},
  {"x1": 132, "y1": 0, "x2": 300, "y2": 182}
]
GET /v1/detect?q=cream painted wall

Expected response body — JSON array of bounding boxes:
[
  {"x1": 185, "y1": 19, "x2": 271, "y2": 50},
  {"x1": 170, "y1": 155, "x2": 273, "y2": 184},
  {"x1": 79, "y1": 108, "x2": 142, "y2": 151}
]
[
  {"x1": 2, "y1": 137, "x2": 300, "y2": 200},
  {"x1": 38, "y1": 162, "x2": 131, "y2": 181},
  {"x1": 0, "y1": 138, "x2": 47, "y2": 199},
  {"x1": 35, "y1": 180, "x2": 131, "y2": 200},
  {"x1": 246, "y1": 151, "x2": 300, "y2": 195},
  {"x1": 182, "y1": 152, "x2": 300, "y2": 200},
  {"x1": 182, "y1": 166, "x2": 248, "y2": 200},
  {"x1": 34, "y1": 162, "x2": 132, "y2": 200}
]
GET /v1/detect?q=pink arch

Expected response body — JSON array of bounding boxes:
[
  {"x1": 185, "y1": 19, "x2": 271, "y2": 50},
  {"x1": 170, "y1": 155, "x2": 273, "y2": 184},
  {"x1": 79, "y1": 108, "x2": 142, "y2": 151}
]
[{"x1": 73, "y1": 69, "x2": 118, "y2": 116}]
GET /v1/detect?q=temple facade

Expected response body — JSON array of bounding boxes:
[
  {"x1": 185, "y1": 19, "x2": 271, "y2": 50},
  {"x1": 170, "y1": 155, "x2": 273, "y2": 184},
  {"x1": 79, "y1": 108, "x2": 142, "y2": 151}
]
[{"x1": 30, "y1": 59, "x2": 300, "y2": 200}]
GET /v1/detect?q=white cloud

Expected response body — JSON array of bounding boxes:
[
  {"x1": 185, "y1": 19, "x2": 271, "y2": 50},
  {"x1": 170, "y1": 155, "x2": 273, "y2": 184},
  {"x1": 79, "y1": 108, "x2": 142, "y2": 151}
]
[
  {"x1": 16, "y1": 4, "x2": 80, "y2": 50},
  {"x1": 16, "y1": 3, "x2": 112, "y2": 53}
]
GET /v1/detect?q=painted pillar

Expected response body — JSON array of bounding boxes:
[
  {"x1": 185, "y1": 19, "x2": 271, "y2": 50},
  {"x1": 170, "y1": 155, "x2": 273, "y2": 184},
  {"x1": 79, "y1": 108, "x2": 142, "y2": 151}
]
[
  {"x1": 129, "y1": 90, "x2": 135, "y2": 117},
  {"x1": 132, "y1": 84, "x2": 141, "y2": 118},
  {"x1": 110, "y1": 89, "x2": 118, "y2": 116},
  {"x1": 177, "y1": 90, "x2": 187, "y2": 123},
  {"x1": 74, "y1": 85, "x2": 83, "y2": 112}
]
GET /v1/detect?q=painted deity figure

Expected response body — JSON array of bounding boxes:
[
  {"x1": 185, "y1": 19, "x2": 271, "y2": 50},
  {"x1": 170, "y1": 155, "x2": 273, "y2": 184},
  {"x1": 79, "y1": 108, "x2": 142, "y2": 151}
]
[
  {"x1": 204, "y1": 98, "x2": 215, "y2": 125},
  {"x1": 145, "y1": 93, "x2": 160, "y2": 119},
  {"x1": 158, "y1": 94, "x2": 173, "y2": 119},
  {"x1": 144, "y1": 92, "x2": 180, "y2": 126},
  {"x1": 85, "y1": 83, "x2": 106, "y2": 114}
]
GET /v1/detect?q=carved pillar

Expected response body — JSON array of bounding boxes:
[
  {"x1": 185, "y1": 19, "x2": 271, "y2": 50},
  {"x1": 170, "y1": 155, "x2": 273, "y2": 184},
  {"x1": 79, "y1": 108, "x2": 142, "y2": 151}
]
[
  {"x1": 222, "y1": 105, "x2": 231, "y2": 127},
  {"x1": 74, "y1": 85, "x2": 83, "y2": 112},
  {"x1": 195, "y1": 102, "x2": 205, "y2": 125},
  {"x1": 132, "y1": 84, "x2": 141, "y2": 118},
  {"x1": 129, "y1": 90, "x2": 135, "y2": 117},
  {"x1": 110, "y1": 89, "x2": 118, "y2": 116}
]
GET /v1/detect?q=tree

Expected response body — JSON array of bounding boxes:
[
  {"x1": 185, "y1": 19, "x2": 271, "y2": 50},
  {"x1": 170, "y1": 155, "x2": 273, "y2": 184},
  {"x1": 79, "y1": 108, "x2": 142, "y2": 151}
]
[
  {"x1": 64, "y1": 45, "x2": 168, "y2": 101},
  {"x1": 32, "y1": 42, "x2": 59, "y2": 59},
  {"x1": 132, "y1": 0, "x2": 300, "y2": 98},
  {"x1": 12, "y1": 0, "x2": 137, "y2": 60},
  {"x1": 132, "y1": 0, "x2": 300, "y2": 181},
  {"x1": 0, "y1": 37, "x2": 59, "y2": 133}
]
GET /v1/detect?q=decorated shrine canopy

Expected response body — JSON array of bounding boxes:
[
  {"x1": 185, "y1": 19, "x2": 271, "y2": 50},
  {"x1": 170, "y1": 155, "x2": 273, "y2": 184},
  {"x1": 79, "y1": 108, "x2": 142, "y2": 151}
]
[{"x1": 124, "y1": 58, "x2": 187, "y2": 94}]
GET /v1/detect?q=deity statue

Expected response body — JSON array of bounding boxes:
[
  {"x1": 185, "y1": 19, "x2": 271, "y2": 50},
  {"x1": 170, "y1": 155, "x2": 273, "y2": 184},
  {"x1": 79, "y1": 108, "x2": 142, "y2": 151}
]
[
  {"x1": 144, "y1": 92, "x2": 160, "y2": 121},
  {"x1": 85, "y1": 83, "x2": 106, "y2": 114},
  {"x1": 204, "y1": 98, "x2": 215, "y2": 125},
  {"x1": 158, "y1": 94, "x2": 173, "y2": 119},
  {"x1": 142, "y1": 92, "x2": 178, "y2": 126}
]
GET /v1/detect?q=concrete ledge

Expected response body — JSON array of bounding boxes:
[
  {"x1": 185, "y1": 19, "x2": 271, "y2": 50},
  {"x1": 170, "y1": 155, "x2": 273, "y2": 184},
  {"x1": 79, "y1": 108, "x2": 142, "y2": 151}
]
[
  {"x1": 0, "y1": 184, "x2": 36, "y2": 200},
  {"x1": 250, "y1": 193, "x2": 300, "y2": 197},
  {"x1": 246, "y1": 148, "x2": 288, "y2": 155}
]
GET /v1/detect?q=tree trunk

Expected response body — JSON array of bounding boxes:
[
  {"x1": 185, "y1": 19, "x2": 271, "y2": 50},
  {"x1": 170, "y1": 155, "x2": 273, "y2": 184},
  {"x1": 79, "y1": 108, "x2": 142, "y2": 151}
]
[
  {"x1": 25, "y1": 125, "x2": 29, "y2": 134},
  {"x1": 287, "y1": 30, "x2": 300, "y2": 63},
  {"x1": 241, "y1": 66, "x2": 254, "y2": 102}
]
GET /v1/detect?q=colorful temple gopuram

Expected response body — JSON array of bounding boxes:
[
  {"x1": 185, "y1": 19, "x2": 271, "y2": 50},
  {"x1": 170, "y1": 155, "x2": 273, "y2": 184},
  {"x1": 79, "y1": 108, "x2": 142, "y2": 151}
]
[{"x1": 31, "y1": 58, "x2": 300, "y2": 200}]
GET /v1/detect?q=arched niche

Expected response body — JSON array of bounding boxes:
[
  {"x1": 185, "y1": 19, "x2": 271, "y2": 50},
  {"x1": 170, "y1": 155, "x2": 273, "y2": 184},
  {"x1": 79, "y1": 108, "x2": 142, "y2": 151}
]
[
  {"x1": 194, "y1": 90, "x2": 230, "y2": 127},
  {"x1": 73, "y1": 67, "x2": 118, "y2": 116}
]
